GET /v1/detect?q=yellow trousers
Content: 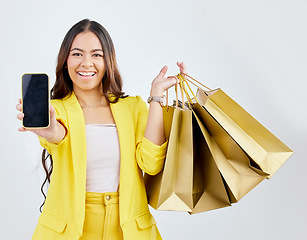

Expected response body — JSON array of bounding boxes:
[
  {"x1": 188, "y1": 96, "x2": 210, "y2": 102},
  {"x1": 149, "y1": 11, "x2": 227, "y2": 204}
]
[{"x1": 79, "y1": 192, "x2": 123, "y2": 240}]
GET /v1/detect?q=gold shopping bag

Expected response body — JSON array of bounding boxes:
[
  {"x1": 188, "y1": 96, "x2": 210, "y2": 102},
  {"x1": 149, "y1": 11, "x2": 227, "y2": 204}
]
[
  {"x1": 189, "y1": 110, "x2": 231, "y2": 213},
  {"x1": 145, "y1": 82, "x2": 230, "y2": 213},
  {"x1": 192, "y1": 103, "x2": 268, "y2": 203},
  {"x1": 176, "y1": 75, "x2": 269, "y2": 204},
  {"x1": 145, "y1": 73, "x2": 293, "y2": 214},
  {"x1": 182, "y1": 73, "x2": 293, "y2": 178},
  {"x1": 196, "y1": 88, "x2": 293, "y2": 178},
  {"x1": 145, "y1": 106, "x2": 194, "y2": 212}
]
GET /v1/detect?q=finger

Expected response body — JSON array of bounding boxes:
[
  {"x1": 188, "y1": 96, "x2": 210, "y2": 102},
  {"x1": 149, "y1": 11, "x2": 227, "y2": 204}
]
[
  {"x1": 169, "y1": 77, "x2": 178, "y2": 87},
  {"x1": 18, "y1": 127, "x2": 31, "y2": 132},
  {"x1": 18, "y1": 126, "x2": 26, "y2": 132},
  {"x1": 157, "y1": 65, "x2": 168, "y2": 78},
  {"x1": 177, "y1": 61, "x2": 186, "y2": 73},
  {"x1": 16, "y1": 98, "x2": 23, "y2": 111},
  {"x1": 167, "y1": 76, "x2": 179, "y2": 84},
  {"x1": 49, "y1": 104, "x2": 56, "y2": 119},
  {"x1": 50, "y1": 104, "x2": 55, "y2": 113},
  {"x1": 177, "y1": 61, "x2": 184, "y2": 70},
  {"x1": 16, "y1": 103, "x2": 22, "y2": 111},
  {"x1": 17, "y1": 112, "x2": 24, "y2": 120},
  {"x1": 181, "y1": 62, "x2": 187, "y2": 73}
]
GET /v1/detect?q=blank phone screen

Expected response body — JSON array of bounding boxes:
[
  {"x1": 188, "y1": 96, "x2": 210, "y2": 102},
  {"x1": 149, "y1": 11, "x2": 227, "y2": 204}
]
[{"x1": 22, "y1": 73, "x2": 49, "y2": 128}]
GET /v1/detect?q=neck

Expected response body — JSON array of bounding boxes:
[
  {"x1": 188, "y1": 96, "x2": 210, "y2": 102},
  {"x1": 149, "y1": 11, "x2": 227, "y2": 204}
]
[{"x1": 74, "y1": 88, "x2": 108, "y2": 107}]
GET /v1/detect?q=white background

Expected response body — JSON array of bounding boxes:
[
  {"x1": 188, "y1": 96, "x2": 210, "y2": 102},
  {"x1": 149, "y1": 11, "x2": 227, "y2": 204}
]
[{"x1": 1, "y1": 0, "x2": 306, "y2": 239}]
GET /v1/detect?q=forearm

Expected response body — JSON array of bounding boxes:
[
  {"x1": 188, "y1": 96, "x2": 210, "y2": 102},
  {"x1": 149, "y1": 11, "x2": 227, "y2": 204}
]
[
  {"x1": 144, "y1": 62, "x2": 185, "y2": 145},
  {"x1": 144, "y1": 102, "x2": 166, "y2": 146}
]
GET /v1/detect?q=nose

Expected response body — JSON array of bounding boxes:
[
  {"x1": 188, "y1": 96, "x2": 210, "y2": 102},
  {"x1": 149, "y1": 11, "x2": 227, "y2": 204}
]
[{"x1": 81, "y1": 54, "x2": 93, "y2": 68}]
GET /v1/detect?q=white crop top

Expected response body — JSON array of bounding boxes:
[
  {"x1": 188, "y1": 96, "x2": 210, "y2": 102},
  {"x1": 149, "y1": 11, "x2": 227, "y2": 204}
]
[{"x1": 85, "y1": 124, "x2": 120, "y2": 193}]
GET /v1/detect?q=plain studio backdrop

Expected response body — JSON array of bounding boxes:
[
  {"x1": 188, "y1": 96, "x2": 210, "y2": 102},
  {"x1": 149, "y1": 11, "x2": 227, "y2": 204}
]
[{"x1": 1, "y1": 0, "x2": 306, "y2": 239}]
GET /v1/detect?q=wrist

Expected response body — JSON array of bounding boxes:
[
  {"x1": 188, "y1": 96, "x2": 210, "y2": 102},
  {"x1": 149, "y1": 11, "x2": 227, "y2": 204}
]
[
  {"x1": 150, "y1": 86, "x2": 164, "y2": 97},
  {"x1": 147, "y1": 95, "x2": 165, "y2": 107},
  {"x1": 46, "y1": 120, "x2": 66, "y2": 143}
]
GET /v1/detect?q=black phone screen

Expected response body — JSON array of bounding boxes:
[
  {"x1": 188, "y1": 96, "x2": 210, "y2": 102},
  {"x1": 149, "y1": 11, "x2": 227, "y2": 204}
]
[{"x1": 22, "y1": 73, "x2": 49, "y2": 128}]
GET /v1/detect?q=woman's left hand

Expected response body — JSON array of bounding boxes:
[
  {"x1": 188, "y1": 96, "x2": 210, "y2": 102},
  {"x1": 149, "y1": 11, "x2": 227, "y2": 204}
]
[{"x1": 150, "y1": 62, "x2": 186, "y2": 96}]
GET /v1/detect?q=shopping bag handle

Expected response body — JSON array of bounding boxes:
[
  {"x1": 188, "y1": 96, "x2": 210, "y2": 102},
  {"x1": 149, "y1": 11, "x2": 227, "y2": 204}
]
[
  {"x1": 180, "y1": 73, "x2": 212, "y2": 91},
  {"x1": 165, "y1": 76, "x2": 181, "y2": 109},
  {"x1": 166, "y1": 73, "x2": 211, "y2": 110},
  {"x1": 174, "y1": 74, "x2": 191, "y2": 108},
  {"x1": 177, "y1": 74, "x2": 194, "y2": 107},
  {"x1": 166, "y1": 74, "x2": 197, "y2": 110},
  {"x1": 165, "y1": 75, "x2": 195, "y2": 110}
]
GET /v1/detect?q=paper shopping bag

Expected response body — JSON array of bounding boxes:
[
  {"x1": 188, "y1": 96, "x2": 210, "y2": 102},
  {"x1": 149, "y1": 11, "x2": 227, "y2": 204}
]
[
  {"x1": 145, "y1": 105, "x2": 230, "y2": 213},
  {"x1": 189, "y1": 110, "x2": 231, "y2": 213},
  {"x1": 192, "y1": 103, "x2": 268, "y2": 203},
  {"x1": 145, "y1": 106, "x2": 194, "y2": 211},
  {"x1": 196, "y1": 88, "x2": 293, "y2": 178}
]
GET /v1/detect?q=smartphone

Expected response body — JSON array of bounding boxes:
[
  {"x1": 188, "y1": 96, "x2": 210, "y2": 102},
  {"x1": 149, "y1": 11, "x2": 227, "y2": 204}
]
[{"x1": 22, "y1": 73, "x2": 50, "y2": 128}]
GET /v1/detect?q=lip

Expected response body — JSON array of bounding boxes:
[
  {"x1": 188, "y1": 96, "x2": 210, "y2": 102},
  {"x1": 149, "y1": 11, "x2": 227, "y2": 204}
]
[{"x1": 77, "y1": 71, "x2": 96, "y2": 78}]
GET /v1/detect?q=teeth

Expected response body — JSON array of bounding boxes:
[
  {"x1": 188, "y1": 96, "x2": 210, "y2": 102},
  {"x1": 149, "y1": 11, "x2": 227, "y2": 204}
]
[{"x1": 78, "y1": 72, "x2": 95, "y2": 76}]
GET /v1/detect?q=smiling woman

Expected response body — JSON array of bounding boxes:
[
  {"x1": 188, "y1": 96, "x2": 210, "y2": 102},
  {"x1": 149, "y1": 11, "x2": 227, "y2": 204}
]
[{"x1": 16, "y1": 18, "x2": 183, "y2": 240}]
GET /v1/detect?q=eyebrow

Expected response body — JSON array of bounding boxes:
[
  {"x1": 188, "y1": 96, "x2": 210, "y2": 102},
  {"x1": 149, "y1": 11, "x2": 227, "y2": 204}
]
[{"x1": 70, "y1": 48, "x2": 103, "y2": 53}]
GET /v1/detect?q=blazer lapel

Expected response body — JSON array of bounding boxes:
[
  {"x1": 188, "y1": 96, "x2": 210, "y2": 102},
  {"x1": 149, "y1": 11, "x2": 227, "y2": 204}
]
[
  {"x1": 62, "y1": 93, "x2": 87, "y2": 231},
  {"x1": 111, "y1": 98, "x2": 135, "y2": 226}
]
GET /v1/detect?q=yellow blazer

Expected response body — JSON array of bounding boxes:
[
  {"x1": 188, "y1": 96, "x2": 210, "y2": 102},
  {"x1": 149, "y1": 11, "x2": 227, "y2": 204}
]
[{"x1": 32, "y1": 92, "x2": 167, "y2": 240}]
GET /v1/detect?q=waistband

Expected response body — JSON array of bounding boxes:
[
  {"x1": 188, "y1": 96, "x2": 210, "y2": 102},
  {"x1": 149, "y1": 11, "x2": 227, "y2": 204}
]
[{"x1": 85, "y1": 192, "x2": 119, "y2": 205}]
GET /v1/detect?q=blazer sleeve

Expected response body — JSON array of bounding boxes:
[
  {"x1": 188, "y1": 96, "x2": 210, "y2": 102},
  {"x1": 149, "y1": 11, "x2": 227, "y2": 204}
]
[
  {"x1": 135, "y1": 96, "x2": 168, "y2": 175},
  {"x1": 38, "y1": 100, "x2": 68, "y2": 155}
]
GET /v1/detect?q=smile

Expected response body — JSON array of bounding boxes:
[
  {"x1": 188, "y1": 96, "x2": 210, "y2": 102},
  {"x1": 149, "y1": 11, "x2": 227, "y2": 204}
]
[{"x1": 78, "y1": 72, "x2": 96, "y2": 77}]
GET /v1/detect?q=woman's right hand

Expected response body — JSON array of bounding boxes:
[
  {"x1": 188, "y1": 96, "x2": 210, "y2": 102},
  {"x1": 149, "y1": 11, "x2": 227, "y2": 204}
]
[{"x1": 16, "y1": 98, "x2": 66, "y2": 143}]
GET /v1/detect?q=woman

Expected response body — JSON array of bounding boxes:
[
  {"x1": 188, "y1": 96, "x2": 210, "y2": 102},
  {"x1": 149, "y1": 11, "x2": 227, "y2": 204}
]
[{"x1": 16, "y1": 19, "x2": 185, "y2": 240}]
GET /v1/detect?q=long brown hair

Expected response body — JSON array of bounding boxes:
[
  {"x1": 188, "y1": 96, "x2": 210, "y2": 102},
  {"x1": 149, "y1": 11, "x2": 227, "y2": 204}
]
[
  {"x1": 52, "y1": 18, "x2": 125, "y2": 101},
  {"x1": 40, "y1": 19, "x2": 126, "y2": 212}
]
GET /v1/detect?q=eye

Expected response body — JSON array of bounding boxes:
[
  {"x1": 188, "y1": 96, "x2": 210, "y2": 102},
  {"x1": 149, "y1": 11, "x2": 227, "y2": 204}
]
[
  {"x1": 93, "y1": 53, "x2": 103, "y2": 58},
  {"x1": 72, "y1": 52, "x2": 82, "y2": 56}
]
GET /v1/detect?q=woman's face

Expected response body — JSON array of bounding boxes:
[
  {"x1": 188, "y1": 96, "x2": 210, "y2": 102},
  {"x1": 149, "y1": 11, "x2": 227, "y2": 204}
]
[{"x1": 67, "y1": 31, "x2": 106, "y2": 93}]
